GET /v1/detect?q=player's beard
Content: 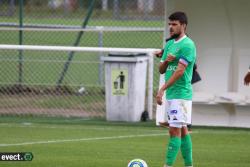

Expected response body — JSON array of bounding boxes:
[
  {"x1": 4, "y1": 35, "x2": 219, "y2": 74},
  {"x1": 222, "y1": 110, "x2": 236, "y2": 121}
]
[{"x1": 165, "y1": 33, "x2": 180, "y2": 42}]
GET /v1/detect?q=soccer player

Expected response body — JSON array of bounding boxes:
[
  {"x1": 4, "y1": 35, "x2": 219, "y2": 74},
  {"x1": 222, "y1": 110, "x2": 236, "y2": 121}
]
[
  {"x1": 156, "y1": 11, "x2": 196, "y2": 167},
  {"x1": 155, "y1": 48, "x2": 200, "y2": 131},
  {"x1": 244, "y1": 66, "x2": 250, "y2": 86}
]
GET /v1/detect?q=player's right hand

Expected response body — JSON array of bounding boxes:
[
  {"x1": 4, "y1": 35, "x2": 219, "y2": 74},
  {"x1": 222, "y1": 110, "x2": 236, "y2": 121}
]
[
  {"x1": 156, "y1": 90, "x2": 164, "y2": 105},
  {"x1": 166, "y1": 54, "x2": 176, "y2": 62}
]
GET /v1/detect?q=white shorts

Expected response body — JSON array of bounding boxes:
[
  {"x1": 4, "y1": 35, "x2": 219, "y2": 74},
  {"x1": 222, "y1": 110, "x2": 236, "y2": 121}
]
[{"x1": 165, "y1": 99, "x2": 192, "y2": 128}]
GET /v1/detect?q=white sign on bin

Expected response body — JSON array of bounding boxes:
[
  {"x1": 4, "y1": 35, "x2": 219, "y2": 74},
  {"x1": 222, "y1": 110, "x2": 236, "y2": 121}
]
[{"x1": 111, "y1": 69, "x2": 128, "y2": 96}]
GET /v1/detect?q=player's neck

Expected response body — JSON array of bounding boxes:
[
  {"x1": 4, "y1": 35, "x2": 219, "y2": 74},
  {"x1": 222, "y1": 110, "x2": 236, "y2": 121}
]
[
  {"x1": 174, "y1": 33, "x2": 186, "y2": 41},
  {"x1": 174, "y1": 33, "x2": 186, "y2": 43}
]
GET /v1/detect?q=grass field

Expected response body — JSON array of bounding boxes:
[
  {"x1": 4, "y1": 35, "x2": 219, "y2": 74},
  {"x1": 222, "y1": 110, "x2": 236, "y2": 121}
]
[{"x1": 0, "y1": 116, "x2": 250, "y2": 167}]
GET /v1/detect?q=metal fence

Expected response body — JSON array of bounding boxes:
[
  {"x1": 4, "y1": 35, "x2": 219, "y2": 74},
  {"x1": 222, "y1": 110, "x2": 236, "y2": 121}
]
[
  {"x1": 0, "y1": 0, "x2": 165, "y2": 119},
  {"x1": 0, "y1": 0, "x2": 164, "y2": 47}
]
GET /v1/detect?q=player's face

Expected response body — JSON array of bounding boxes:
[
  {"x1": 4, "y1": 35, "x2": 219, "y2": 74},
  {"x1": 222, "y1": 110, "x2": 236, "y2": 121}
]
[{"x1": 168, "y1": 20, "x2": 185, "y2": 38}]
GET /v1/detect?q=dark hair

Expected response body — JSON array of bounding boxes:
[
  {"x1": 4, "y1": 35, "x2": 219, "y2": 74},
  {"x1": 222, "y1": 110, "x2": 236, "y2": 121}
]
[{"x1": 168, "y1": 11, "x2": 188, "y2": 25}]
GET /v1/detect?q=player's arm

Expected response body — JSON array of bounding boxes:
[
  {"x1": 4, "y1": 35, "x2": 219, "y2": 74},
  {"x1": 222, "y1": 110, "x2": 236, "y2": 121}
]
[
  {"x1": 156, "y1": 62, "x2": 187, "y2": 105},
  {"x1": 154, "y1": 49, "x2": 164, "y2": 58},
  {"x1": 164, "y1": 62, "x2": 186, "y2": 88},
  {"x1": 244, "y1": 66, "x2": 250, "y2": 86},
  {"x1": 159, "y1": 54, "x2": 176, "y2": 74}
]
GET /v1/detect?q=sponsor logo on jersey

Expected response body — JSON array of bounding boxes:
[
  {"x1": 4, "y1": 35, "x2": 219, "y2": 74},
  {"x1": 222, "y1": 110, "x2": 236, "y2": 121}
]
[{"x1": 167, "y1": 65, "x2": 177, "y2": 71}]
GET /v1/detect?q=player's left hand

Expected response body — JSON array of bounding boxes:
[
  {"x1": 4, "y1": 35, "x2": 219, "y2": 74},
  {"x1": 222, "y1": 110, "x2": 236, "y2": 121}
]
[{"x1": 154, "y1": 50, "x2": 163, "y2": 58}]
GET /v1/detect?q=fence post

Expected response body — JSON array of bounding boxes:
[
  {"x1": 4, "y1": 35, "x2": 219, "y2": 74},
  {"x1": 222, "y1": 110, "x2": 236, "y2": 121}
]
[
  {"x1": 56, "y1": 0, "x2": 95, "y2": 87},
  {"x1": 18, "y1": 0, "x2": 24, "y2": 85},
  {"x1": 98, "y1": 27, "x2": 104, "y2": 86},
  {"x1": 147, "y1": 52, "x2": 154, "y2": 120}
]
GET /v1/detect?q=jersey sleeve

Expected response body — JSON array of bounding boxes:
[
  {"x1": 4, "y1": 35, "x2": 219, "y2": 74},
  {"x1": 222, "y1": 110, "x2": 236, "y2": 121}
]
[
  {"x1": 161, "y1": 42, "x2": 170, "y2": 62},
  {"x1": 179, "y1": 43, "x2": 195, "y2": 66}
]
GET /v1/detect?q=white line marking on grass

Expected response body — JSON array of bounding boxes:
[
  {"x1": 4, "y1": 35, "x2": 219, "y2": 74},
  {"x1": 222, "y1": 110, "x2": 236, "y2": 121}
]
[
  {"x1": 0, "y1": 133, "x2": 167, "y2": 147},
  {"x1": 0, "y1": 123, "x2": 165, "y2": 133}
]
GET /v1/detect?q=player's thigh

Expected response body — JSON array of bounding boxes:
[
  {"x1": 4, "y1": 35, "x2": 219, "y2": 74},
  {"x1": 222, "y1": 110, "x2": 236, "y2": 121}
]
[{"x1": 167, "y1": 99, "x2": 192, "y2": 126}]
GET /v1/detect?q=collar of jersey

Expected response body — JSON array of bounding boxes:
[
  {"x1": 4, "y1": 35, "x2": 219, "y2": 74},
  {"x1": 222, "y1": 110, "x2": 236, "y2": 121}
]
[{"x1": 174, "y1": 35, "x2": 187, "y2": 44}]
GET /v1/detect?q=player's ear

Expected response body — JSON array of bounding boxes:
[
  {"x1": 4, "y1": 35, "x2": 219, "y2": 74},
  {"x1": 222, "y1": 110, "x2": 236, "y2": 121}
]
[{"x1": 182, "y1": 24, "x2": 187, "y2": 31}]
